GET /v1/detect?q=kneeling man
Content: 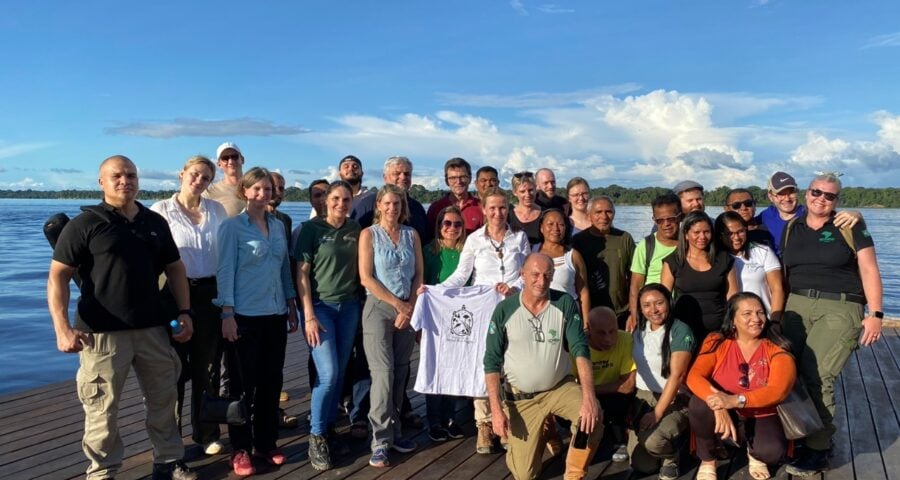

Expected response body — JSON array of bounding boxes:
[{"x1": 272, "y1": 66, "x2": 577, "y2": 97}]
[{"x1": 485, "y1": 253, "x2": 602, "y2": 480}]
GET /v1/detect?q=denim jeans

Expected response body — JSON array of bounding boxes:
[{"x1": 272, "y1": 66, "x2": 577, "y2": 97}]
[{"x1": 309, "y1": 299, "x2": 361, "y2": 435}]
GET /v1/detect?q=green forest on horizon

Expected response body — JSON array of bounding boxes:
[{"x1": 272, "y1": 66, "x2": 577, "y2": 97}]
[{"x1": 2, "y1": 185, "x2": 899, "y2": 208}]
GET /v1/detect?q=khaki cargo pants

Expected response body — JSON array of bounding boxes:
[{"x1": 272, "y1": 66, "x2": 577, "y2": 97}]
[
  {"x1": 782, "y1": 294, "x2": 863, "y2": 451},
  {"x1": 77, "y1": 326, "x2": 183, "y2": 479}
]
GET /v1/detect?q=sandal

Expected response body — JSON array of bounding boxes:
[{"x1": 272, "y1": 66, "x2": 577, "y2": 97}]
[
  {"x1": 696, "y1": 462, "x2": 717, "y2": 480},
  {"x1": 747, "y1": 452, "x2": 770, "y2": 480}
]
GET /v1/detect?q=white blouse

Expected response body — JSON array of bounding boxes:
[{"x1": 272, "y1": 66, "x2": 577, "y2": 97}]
[
  {"x1": 532, "y1": 244, "x2": 577, "y2": 299},
  {"x1": 151, "y1": 195, "x2": 227, "y2": 279},
  {"x1": 440, "y1": 224, "x2": 530, "y2": 289}
]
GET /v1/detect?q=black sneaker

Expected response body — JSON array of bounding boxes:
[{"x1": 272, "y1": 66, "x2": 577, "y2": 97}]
[
  {"x1": 151, "y1": 460, "x2": 197, "y2": 480},
  {"x1": 308, "y1": 434, "x2": 332, "y2": 471},
  {"x1": 446, "y1": 423, "x2": 465, "y2": 439},
  {"x1": 327, "y1": 429, "x2": 350, "y2": 457},
  {"x1": 428, "y1": 424, "x2": 450, "y2": 442},
  {"x1": 785, "y1": 448, "x2": 830, "y2": 477}
]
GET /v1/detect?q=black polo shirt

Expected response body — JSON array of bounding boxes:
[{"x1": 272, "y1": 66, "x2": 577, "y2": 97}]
[
  {"x1": 781, "y1": 213, "x2": 874, "y2": 296},
  {"x1": 52, "y1": 201, "x2": 180, "y2": 332}
]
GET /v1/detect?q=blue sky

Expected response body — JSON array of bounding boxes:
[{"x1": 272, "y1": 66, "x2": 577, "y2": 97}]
[{"x1": 2, "y1": 0, "x2": 900, "y2": 191}]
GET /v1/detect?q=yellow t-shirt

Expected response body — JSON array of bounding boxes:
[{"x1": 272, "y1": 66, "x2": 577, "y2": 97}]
[{"x1": 573, "y1": 330, "x2": 636, "y2": 387}]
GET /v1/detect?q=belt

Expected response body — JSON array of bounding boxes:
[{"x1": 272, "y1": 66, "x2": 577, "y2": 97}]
[
  {"x1": 188, "y1": 276, "x2": 216, "y2": 286},
  {"x1": 791, "y1": 288, "x2": 865, "y2": 305},
  {"x1": 506, "y1": 386, "x2": 540, "y2": 401}
]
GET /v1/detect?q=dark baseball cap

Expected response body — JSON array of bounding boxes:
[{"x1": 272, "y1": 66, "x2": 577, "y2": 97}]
[{"x1": 767, "y1": 171, "x2": 797, "y2": 193}]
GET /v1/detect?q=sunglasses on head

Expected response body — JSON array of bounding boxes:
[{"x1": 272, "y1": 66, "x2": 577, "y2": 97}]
[
  {"x1": 809, "y1": 188, "x2": 838, "y2": 202},
  {"x1": 441, "y1": 220, "x2": 463, "y2": 228},
  {"x1": 512, "y1": 171, "x2": 534, "y2": 180},
  {"x1": 729, "y1": 199, "x2": 755, "y2": 210}
]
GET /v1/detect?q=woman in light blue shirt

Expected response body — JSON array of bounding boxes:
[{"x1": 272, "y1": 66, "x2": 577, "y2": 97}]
[
  {"x1": 358, "y1": 184, "x2": 424, "y2": 468},
  {"x1": 214, "y1": 167, "x2": 298, "y2": 476}
]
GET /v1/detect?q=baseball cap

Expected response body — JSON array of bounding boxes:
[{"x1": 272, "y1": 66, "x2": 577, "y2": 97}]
[
  {"x1": 767, "y1": 171, "x2": 797, "y2": 193},
  {"x1": 339, "y1": 155, "x2": 361, "y2": 167},
  {"x1": 216, "y1": 142, "x2": 242, "y2": 160},
  {"x1": 673, "y1": 180, "x2": 704, "y2": 195}
]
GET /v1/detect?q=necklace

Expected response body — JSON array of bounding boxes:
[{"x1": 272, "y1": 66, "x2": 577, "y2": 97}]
[{"x1": 487, "y1": 235, "x2": 505, "y2": 276}]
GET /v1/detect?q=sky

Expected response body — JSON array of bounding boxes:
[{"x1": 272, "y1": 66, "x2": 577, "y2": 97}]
[{"x1": 2, "y1": 0, "x2": 900, "y2": 192}]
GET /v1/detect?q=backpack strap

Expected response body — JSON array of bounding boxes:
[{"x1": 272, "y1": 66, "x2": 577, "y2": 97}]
[
  {"x1": 782, "y1": 216, "x2": 856, "y2": 258},
  {"x1": 643, "y1": 234, "x2": 656, "y2": 278}
]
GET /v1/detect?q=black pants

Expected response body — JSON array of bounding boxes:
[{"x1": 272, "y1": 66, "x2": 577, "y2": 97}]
[
  {"x1": 688, "y1": 395, "x2": 786, "y2": 465},
  {"x1": 227, "y1": 313, "x2": 288, "y2": 453}
]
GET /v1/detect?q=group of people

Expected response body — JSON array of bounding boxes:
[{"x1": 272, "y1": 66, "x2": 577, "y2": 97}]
[{"x1": 46, "y1": 143, "x2": 885, "y2": 480}]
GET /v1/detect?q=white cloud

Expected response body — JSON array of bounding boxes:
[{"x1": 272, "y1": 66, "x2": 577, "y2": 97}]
[
  {"x1": 0, "y1": 141, "x2": 53, "y2": 159},
  {"x1": 437, "y1": 84, "x2": 641, "y2": 108},
  {"x1": 861, "y1": 32, "x2": 900, "y2": 50},
  {"x1": 537, "y1": 4, "x2": 575, "y2": 14},
  {"x1": 105, "y1": 118, "x2": 310, "y2": 138},
  {"x1": 509, "y1": 0, "x2": 528, "y2": 16},
  {"x1": 1, "y1": 177, "x2": 44, "y2": 188}
]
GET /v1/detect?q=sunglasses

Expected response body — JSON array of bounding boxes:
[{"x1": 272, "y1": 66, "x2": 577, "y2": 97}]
[
  {"x1": 219, "y1": 154, "x2": 241, "y2": 162},
  {"x1": 652, "y1": 215, "x2": 680, "y2": 225},
  {"x1": 729, "y1": 199, "x2": 755, "y2": 210},
  {"x1": 809, "y1": 188, "x2": 838, "y2": 202},
  {"x1": 738, "y1": 363, "x2": 750, "y2": 389},
  {"x1": 441, "y1": 220, "x2": 463, "y2": 228}
]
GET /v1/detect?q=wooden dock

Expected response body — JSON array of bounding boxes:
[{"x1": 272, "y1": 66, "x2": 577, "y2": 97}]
[{"x1": 1, "y1": 328, "x2": 898, "y2": 480}]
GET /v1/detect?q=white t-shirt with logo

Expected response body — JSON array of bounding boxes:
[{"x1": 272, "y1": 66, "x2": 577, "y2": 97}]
[
  {"x1": 411, "y1": 285, "x2": 505, "y2": 397},
  {"x1": 732, "y1": 243, "x2": 781, "y2": 313}
]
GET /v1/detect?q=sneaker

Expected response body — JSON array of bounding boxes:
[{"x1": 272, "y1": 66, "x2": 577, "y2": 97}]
[
  {"x1": 279, "y1": 408, "x2": 298, "y2": 429},
  {"x1": 308, "y1": 434, "x2": 332, "y2": 471},
  {"x1": 401, "y1": 411, "x2": 424, "y2": 429},
  {"x1": 350, "y1": 421, "x2": 369, "y2": 439},
  {"x1": 476, "y1": 423, "x2": 493, "y2": 454},
  {"x1": 327, "y1": 429, "x2": 350, "y2": 457},
  {"x1": 611, "y1": 444, "x2": 629, "y2": 462},
  {"x1": 280, "y1": 390, "x2": 290, "y2": 402},
  {"x1": 429, "y1": 424, "x2": 450, "y2": 442},
  {"x1": 256, "y1": 448, "x2": 286, "y2": 466},
  {"x1": 230, "y1": 450, "x2": 255, "y2": 477},
  {"x1": 203, "y1": 440, "x2": 224, "y2": 456},
  {"x1": 391, "y1": 438, "x2": 418, "y2": 453},
  {"x1": 151, "y1": 460, "x2": 197, "y2": 480},
  {"x1": 785, "y1": 448, "x2": 830, "y2": 477},
  {"x1": 369, "y1": 447, "x2": 390, "y2": 468},
  {"x1": 659, "y1": 463, "x2": 679, "y2": 480},
  {"x1": 446, "y1": 423, "x2": 465, "y2": 439}
]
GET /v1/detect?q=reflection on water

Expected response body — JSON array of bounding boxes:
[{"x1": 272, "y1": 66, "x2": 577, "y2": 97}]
[{"x1": 1, "y1": 199, "x2": 897, "y2": 395}]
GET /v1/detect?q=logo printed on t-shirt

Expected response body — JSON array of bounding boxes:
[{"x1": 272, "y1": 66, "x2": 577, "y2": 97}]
[
  {"x1": 819, "y1": 231, "x2": 836, "y2": 244},
  {"x1": 447, "y1": 304, "x2": 474, "y2": 343}
]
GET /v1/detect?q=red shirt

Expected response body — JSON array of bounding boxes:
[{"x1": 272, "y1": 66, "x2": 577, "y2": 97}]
[{"x1": 426, "y1": 193, "x2": 484, "y2": 235}]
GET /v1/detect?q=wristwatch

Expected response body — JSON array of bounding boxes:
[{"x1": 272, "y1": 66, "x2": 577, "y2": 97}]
[
  {"x1": 736, "y1": 394, "x2": 747, "y2": 409},
  {"x1": 872, "y1": 311, "x2": 885, "y2": 320},
  {"x1": 177, "y1": 309, "x2": 194, "y2": 319}
]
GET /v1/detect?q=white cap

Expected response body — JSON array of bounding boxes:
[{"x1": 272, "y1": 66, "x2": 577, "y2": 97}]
[{"x1": 216, "y1": 142, "x2": 242, "y2": 160}]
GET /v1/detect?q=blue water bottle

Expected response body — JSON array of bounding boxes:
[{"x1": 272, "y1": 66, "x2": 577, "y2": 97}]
[{"x1": 170, "y1": 319, "x2": 183, "y2": 335}]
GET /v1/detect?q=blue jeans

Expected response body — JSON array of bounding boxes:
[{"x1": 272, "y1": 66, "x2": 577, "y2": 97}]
[{"x1": 309, "y1": 299, "x2": 361, "y2": 435}]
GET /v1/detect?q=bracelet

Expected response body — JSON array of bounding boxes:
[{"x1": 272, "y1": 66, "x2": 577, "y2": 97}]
[
  {"x1": 220, "y1": 311, "x2": 235, "y2": 319},
  {"x1": 178, "y1": 309, "x2": 194, "y2": 319}
]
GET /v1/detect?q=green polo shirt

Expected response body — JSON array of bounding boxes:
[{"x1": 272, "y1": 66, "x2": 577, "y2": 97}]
[{"x1": 294, "y1": 217, "x2": 362, "y2": 302}]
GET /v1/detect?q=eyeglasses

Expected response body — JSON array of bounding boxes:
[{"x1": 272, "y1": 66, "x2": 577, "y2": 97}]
[
  {"x1": 569, "y1": 192, "x2": 590, "y2": 199},
  {"x1": 512, "y1": 171, "x2": 534, "y2": 180},
  {"x1": 729, "y1": 199, "x2": 755, "y2": 210},
  {"x1": 809, "y1": 188, "x2": 838, "y2": 202},
  {"x1": 219, "y1": 154, "x2": 241, "y2": 162},
  {"x1": 446, "y1": 175, "x2": 470, "y2": 184},
  {"x1": 738, "y1": 363, "x2": 750, "y2": 389},
  {"x1": 441, "y1": 220, "x2": 464, "y2": 228},
  {"x1": 653, "y1": 215, "x2": 680, "y2": 225},
  {"x1": 724, "y1": 228, "x2": 747, "y2": 237}
]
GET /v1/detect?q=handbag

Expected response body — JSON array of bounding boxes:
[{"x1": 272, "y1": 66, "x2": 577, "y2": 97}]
[
  {"x1": 776, "y1": 379, "x2": 824, "y2": 440},
  {"x1": 198, "y1": 347, "x2": 250, "y2": 426}
]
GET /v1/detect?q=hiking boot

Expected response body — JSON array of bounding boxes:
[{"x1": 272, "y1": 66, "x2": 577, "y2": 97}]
[
  {"x1": 785, "y1": 448, "x2": 830, "y2": 477},
  {"x1": 308, "y1": 434, "x2": 332, "y2": 471},
  {"x1": 151, "y1": 460, "x2": 197, "y2": 480},
  {"x1": 476, "y1": 423, "x2": 493, "y2": 454}
]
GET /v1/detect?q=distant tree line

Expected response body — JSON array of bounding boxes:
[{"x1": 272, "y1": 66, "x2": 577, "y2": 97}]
[{"x1": 2, "y1": 185, "x2": 899, "y2": 208}]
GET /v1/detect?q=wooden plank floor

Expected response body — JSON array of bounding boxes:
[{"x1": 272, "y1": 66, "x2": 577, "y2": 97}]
[{"x1": 1, "y1": 329, "x2": 898, "y2": 480}]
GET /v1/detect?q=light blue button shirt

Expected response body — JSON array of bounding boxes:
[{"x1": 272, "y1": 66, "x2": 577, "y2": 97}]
[{"x1": 214, "y1": 211, "x2": 296, "y2": 315}]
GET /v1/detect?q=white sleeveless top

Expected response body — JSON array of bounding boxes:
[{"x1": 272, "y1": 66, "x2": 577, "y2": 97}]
[{"x1": 532, "y1": 244, "x2": 577, "y2": 299}]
